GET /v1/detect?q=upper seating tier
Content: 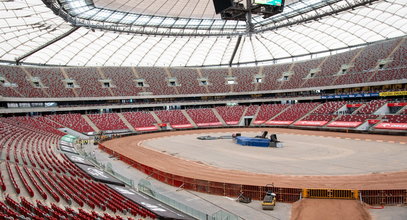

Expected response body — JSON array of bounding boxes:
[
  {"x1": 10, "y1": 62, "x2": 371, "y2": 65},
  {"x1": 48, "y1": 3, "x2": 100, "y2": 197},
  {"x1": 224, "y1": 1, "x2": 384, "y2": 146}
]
[{"x1": 1, "y1": 38, "x2": 405, "y2": 98}]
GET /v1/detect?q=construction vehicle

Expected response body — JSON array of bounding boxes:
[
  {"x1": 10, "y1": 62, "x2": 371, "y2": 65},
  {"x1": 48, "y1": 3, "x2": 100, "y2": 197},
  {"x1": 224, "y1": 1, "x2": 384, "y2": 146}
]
[
  {"x1": 262, "y1": 184, "x2": 276, "y2": 210},
  {"x1": 236, "y1": 192, "x2": 252, "y2": 203}
]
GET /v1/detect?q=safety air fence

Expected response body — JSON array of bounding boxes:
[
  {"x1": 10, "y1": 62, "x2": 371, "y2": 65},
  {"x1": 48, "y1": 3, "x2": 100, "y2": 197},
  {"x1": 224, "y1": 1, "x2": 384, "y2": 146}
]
[{"x1": 99, "y1": 144, "x2": 407, "y2": 205}]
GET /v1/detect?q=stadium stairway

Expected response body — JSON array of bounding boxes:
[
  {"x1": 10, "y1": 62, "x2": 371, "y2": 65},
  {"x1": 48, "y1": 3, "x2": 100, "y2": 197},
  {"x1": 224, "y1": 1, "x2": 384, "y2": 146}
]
[
  {"x1": 299, "y1": 56, "x2": 328, "y2": 88},
  {"x1": 22, "y1": 67, "x2": 50, "y2": 98},
  {"x1": 367, "y1": 38, "x2": 406, "y2": 82},
  {"x1": 149, "y1": 111, "x2": 162, "y2": 124},
  {"x1": 368, "y1": 115, "x2": 385, "y2": 131},
  {"x1": 181, "y1": 110, "x2": 198, "y2": 128},
  {"x1": 250, "y1": 106, "x2": 262, "y2": 126},
  {"x1": 43, "y1": 117, "x2": 67, "y2": 129},
  {"x1": 97, "y1": 67, "x2": 115, "y2": 97},
  {"x1": 262, "y1": 105, "x2": 291, "y2": 125},
  {"x1": 238, "y1": 107, "x2": 249, "y2": 126},
  {"x1": 1, "y1": 162, "x2": 148, "y2": 219},
  {"x1": 322, "y1": 116, "x2": 341, "y2": 128},
  {"x1": 116, "y1": 113, "x2": 136, "y2": 131},
  {"x1": 211, "y1": 108, "x2": 227, "y2": 126},
  {"x1": 81, "y1": 115, "x2": 100, "y2": 132},
  {"x1": 329, "y1": 47, "x2": 364, "y2": 86},
  {"x1": 60, "y1": 68, "x2": 79, "y2": 97},
  {"x1": 0, "y1": 117, "x2": 159, "y2": 219},
  {"x1": 291, "y1": 103, "x2": 324, "y2": 125},
  {"x1": 59, "y1": 127, "x2": 89, "y2": 139},
  {"x1": 396, "y1": 105, "x2": 407, "y2": 114},
  {"x1": 351, "y1": 104, "x2": 366, "y2": 115}
]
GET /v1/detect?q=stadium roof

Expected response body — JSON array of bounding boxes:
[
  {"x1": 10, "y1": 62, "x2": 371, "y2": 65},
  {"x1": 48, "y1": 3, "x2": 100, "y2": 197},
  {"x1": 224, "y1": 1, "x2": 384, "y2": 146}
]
[
  {"x1": 0, "y1": 0, "x2": 406, "y2": 67},
  {"x1": 90, "y1": 0, "x2": 297, "y2": 19}
]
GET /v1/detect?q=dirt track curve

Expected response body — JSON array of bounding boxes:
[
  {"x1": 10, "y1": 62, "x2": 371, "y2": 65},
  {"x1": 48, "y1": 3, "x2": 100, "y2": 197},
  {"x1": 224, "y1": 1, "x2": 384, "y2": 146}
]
[{"x1": 103, "y1": 128, "x2": 407, "y2": 190}]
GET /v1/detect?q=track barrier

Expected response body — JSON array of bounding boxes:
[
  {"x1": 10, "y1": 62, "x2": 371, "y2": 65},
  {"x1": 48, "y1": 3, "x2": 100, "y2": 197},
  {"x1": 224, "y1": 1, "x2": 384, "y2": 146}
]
[
  {"x1": 138, "y1": 179, "x2": 239, "y2": 220},
  {"x1": 302, "y1": 189, "x2": 359, "y2": 200},
  {"x1": 360, "y1": 189, "x2": 407, "y2": 205},
  {"x1": 99, "y1": 144, "x2": 407, "y2": 206}
]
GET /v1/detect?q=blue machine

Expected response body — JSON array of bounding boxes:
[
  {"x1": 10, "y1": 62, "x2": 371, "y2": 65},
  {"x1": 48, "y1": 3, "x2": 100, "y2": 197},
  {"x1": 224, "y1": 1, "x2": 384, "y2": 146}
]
[{"x1": 235, "y1": 136, "x2": 270, "y2": 147}]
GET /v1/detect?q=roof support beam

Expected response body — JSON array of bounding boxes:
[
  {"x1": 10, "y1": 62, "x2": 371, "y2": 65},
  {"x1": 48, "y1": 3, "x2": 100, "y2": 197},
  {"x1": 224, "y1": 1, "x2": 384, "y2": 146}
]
[
  {"x1": 257, "y1": 0, "x2": 380, "y2": 33},
  {"x1": 16, "y1": 26, "x2": 79, "y2": 65},
  {"x1": 229, "y1": 35, "x2": 242, "y2": 67},
  {"x1": 246, "y1": 0, "x2": 254, "y2": 34}
]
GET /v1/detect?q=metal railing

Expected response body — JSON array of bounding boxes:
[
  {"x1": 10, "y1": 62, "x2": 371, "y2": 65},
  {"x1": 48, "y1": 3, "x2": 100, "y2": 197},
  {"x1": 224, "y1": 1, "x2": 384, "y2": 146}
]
[
  {"x1": 138, "y1": 179, "x2": 241, "y2": 220},
  {"x1": 80, "y1": 145, "x2": 240, "y2": 220},
  {"x1": 302, "y1": 189, "x2": 359, "y2": 200},
  {"x1": 83, "y1": 151, "x2": 135, "y2": 187}
]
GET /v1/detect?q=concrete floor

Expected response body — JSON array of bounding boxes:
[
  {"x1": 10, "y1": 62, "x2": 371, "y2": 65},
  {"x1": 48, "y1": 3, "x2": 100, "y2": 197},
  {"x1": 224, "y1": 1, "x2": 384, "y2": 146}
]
[
  {"x1": 369, "y1": 205, "x2": 407, "y2": 220},
  {"x1": 143, "y1": 131, "x2": 407, "y2": 175}
]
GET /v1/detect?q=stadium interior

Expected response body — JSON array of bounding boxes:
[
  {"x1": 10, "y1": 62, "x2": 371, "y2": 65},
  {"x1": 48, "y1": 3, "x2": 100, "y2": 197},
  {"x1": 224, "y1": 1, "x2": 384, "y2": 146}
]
[{"x1": 0, "y1": 0, "x2": 406, "y2": 219}]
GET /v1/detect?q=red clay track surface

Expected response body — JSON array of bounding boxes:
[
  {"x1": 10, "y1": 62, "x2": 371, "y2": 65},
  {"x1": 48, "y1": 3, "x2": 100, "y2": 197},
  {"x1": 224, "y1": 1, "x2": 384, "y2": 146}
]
[
  {"x1": 290, "y1": 199, "x2": 371, "y2": 220},
  {"x1": 103, "y1": 128, "x2": 407, "y2": 190}
]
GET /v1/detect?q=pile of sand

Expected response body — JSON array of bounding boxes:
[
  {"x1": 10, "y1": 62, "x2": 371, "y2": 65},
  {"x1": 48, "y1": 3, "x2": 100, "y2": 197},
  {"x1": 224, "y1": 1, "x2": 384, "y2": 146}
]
[{"x1": 291, "y1": 199, "x2": 371, "y2": 220}]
